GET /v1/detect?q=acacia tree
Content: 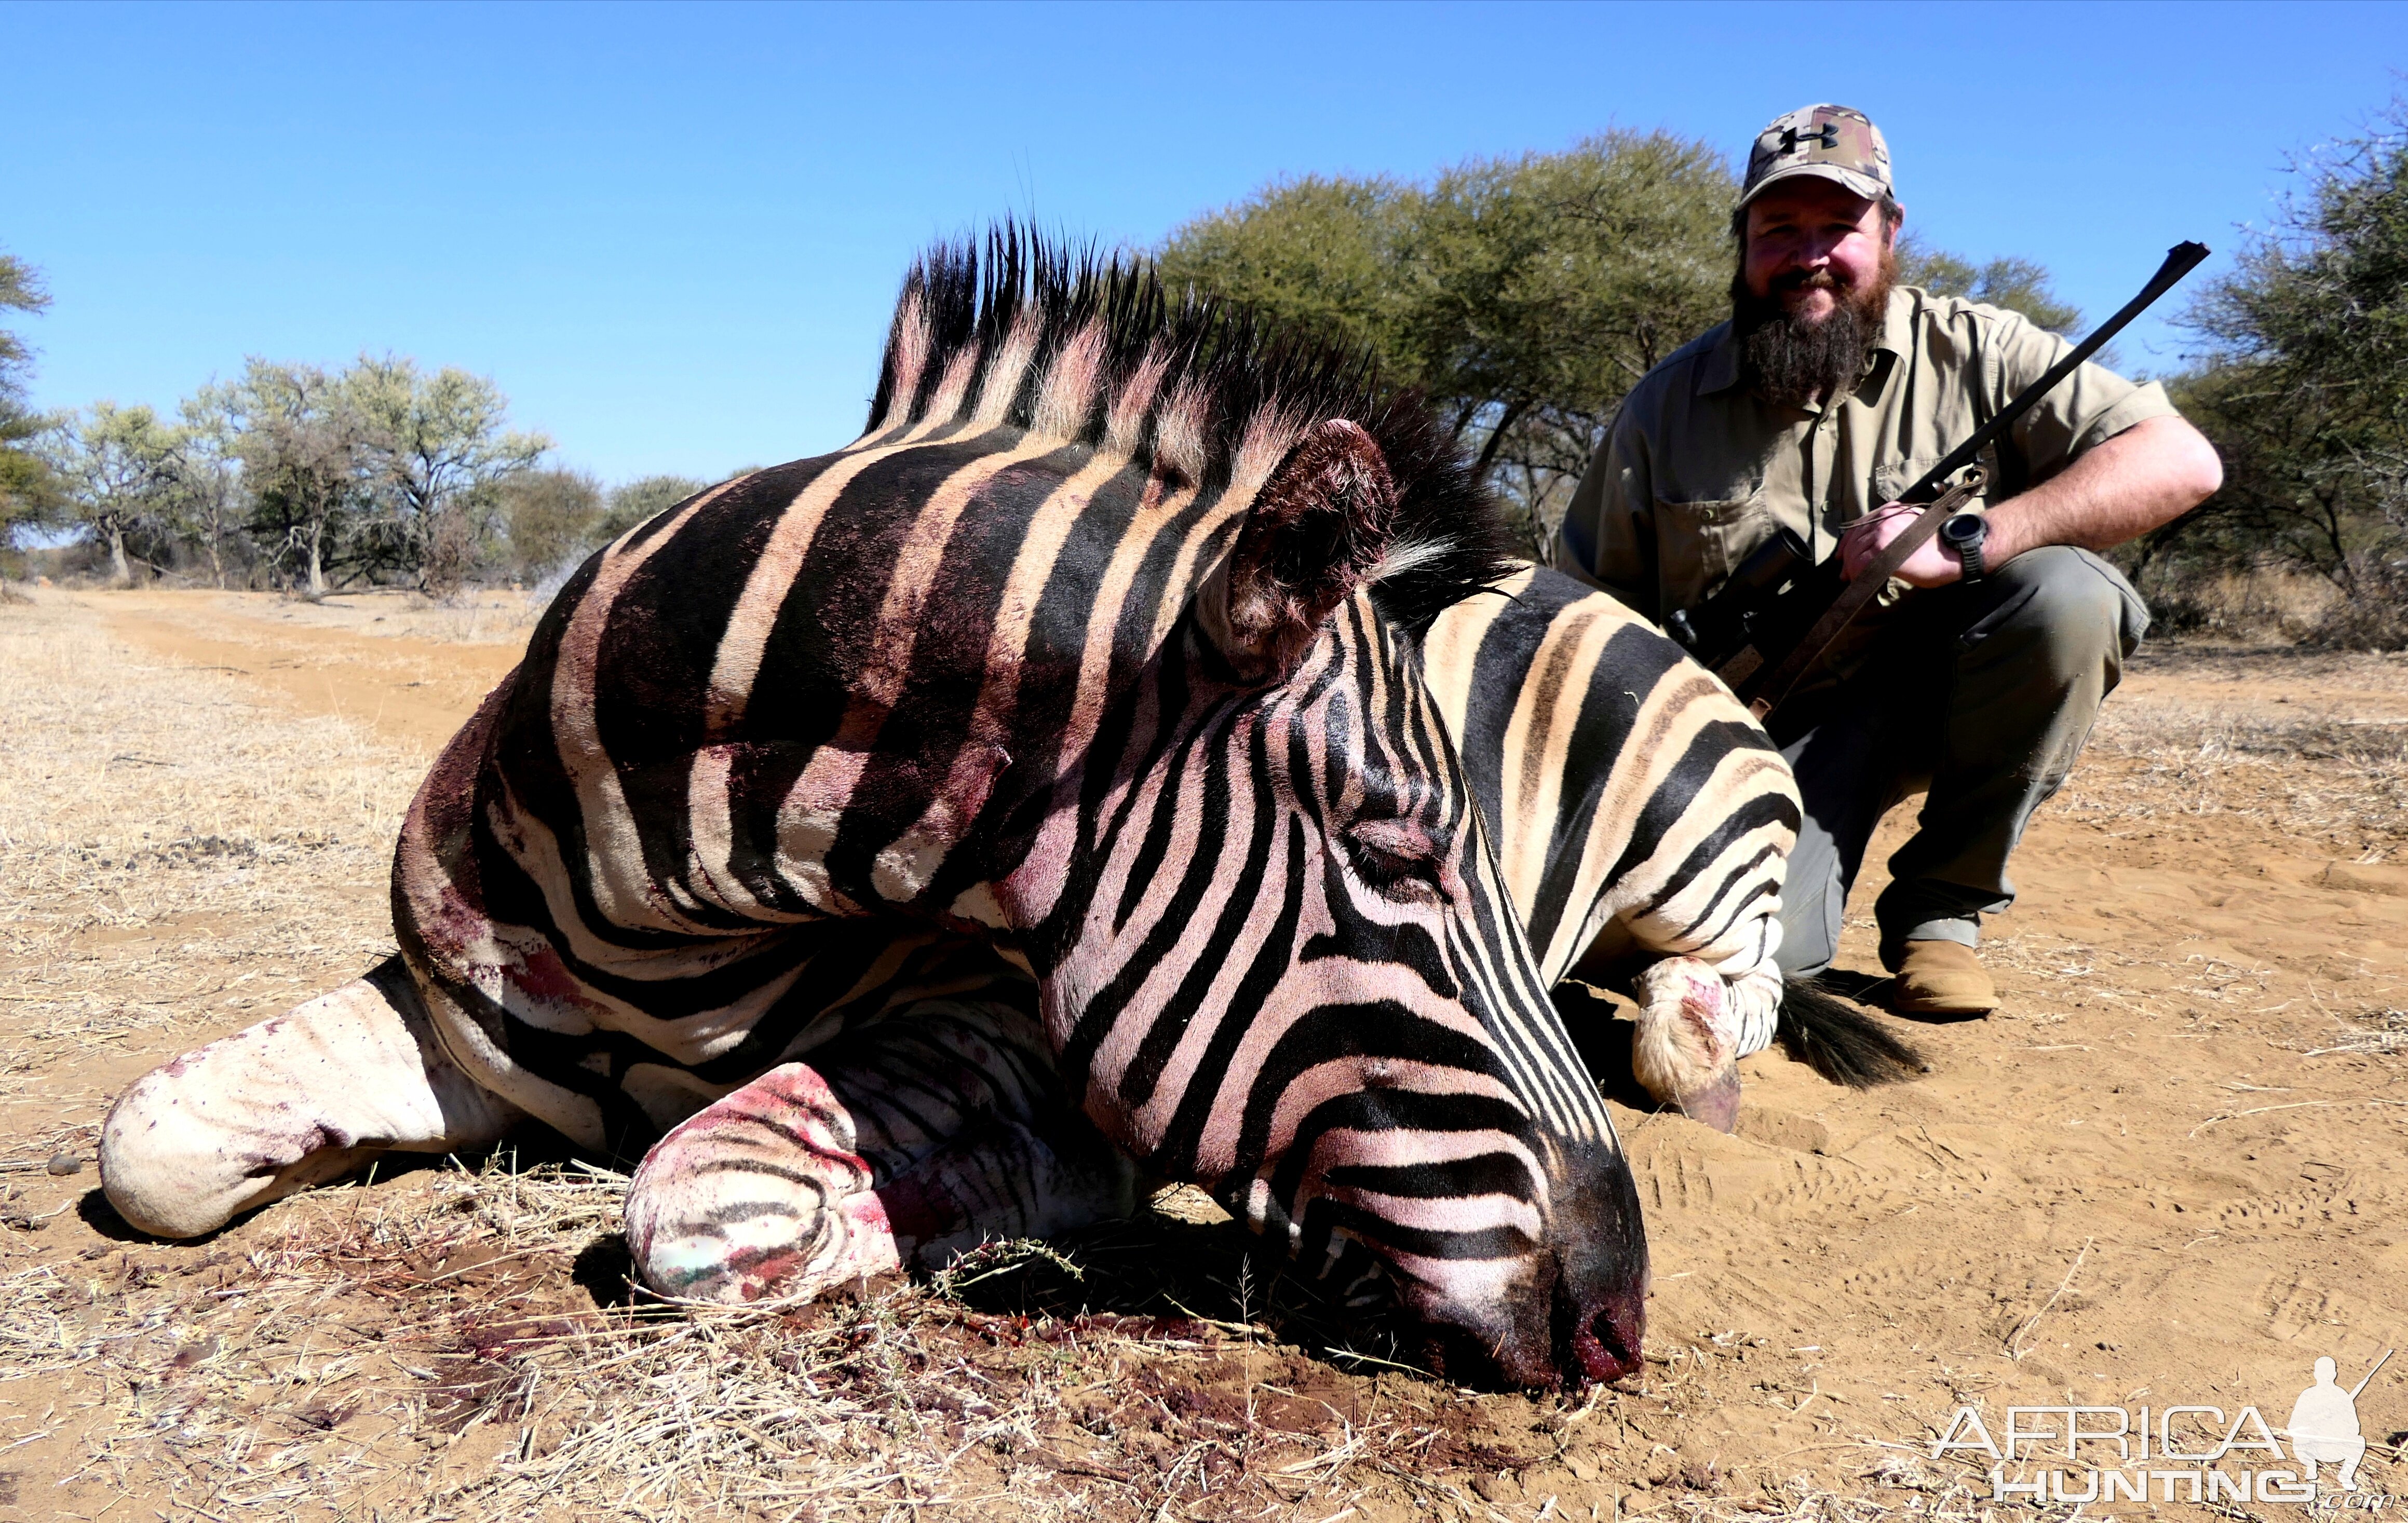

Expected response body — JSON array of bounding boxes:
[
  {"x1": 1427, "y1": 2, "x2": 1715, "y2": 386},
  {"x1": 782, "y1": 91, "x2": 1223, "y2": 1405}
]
[
  {"x1": 43, "y1": 402, "x2": 188, "y2": 585},
  {"x1": 344, "y1": 356, "x2": 547, "y2": 593},
  {"x1": 210, "y1": 360, "x2": 366, "y2": 600},
  {"x1": 1161, "y1": 135, "x2": 2093, "y2": 554},
  {"x1": 1895, "y1": 240, "x2": 2082, "y2": 335},
  {"x1": 0, "y1": 252, "x2": 58, "y2": 537},
  {"x1": 1159, "y1": 132, "x2": 1734, "y2": 551},
  {"x1": 497, "y1": 467, "x2": 603, "y2": 581},
  {"x1": 597, "y1": 473, "x2": 709, "y2": 540},
  {"x1": 171, "y1": 392, "x2": 246, "y2": 587},
  {"x1": 2146, "y1": 98, "x2": 2408, "y2": 643},
  {"x1": 1417, "y1": 134, "x2": 1736, "y2": 547},
  {"x1": 1157, "y1": 174, "x2": 1418, "y2": 362}
]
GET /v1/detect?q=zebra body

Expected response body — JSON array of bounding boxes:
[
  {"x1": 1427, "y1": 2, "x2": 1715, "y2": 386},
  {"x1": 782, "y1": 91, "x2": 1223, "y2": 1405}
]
[
  {"x1": 1426, "y1": 564, "x2": 1791, "y2": 998},
  {"x1": 104, "y1": 236, "x2": 1645, "y2": 1391},
  {"x1": 626, "y1": 563, "x2": 1910, "y2": 1312},
  {"x1": 1424, "y1": 564, "x2": 1922, "y2": 1125}
]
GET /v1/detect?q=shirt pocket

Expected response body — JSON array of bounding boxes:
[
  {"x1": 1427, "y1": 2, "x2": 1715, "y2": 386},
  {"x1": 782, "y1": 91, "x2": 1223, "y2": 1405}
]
[{"x1": 1652, "y1": 495, "x2": 1760, "y2": 608}]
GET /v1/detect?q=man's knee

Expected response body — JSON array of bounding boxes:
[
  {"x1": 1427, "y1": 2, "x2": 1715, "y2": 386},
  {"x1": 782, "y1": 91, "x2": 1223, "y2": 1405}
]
[
  {"x1": 99, "y1": 962, "x2": 518, "y2": 1239},
  {"x1": 1975, "y1": 547, "x2": 2145, "y2": 679}
]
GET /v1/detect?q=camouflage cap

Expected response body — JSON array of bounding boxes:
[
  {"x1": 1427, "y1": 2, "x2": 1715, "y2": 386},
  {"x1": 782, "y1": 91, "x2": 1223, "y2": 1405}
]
[{"x1": 1740, "y1": 104, "x2": 1892, "y2": 209}]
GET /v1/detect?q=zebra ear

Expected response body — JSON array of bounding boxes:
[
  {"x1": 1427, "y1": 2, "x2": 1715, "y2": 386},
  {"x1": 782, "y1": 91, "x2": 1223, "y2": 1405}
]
[{"x1": 1200, "y1": 418, "x2": 1398, "y2": 682}]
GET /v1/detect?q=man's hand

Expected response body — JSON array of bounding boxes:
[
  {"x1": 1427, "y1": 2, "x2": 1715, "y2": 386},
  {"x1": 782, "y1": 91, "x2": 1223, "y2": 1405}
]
[
  {"x1": 1838, "y1": 416, "x2": 2226, "y2": 589},
  {"x1": 1839, "y1": 502, "x2": 1961, "y2": 587}
]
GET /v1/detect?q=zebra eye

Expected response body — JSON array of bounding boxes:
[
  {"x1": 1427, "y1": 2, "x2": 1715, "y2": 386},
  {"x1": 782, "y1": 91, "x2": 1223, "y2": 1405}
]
[{"x1": 1346, "y1": 818, "x2": 1445, "y2": 903}]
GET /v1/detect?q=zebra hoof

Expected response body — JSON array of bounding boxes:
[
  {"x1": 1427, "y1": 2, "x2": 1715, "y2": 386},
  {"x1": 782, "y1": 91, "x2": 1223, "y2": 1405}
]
[
  {"x1": 1673, "y1": 1065, "x2": 1742, "y2": 1133},
  {"x1": 1631, "y1": 956, "x2": 1739, "y2": 1127}
]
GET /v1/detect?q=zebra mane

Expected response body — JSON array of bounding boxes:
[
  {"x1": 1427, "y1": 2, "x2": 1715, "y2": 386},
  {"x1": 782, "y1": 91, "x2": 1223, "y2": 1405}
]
[{"x1": 861, "y1": 225, "x2": 1513, "y2": 635}]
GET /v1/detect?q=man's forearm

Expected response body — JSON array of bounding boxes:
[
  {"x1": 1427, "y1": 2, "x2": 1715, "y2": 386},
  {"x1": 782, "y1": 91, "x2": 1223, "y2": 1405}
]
[{"x1": 1983, "y1": 415, "x2": 2225, "y2": 565}]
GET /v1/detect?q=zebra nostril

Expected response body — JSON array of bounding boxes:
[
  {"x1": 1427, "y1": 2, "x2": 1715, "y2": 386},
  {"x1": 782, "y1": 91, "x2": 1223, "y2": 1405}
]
[
  {"x1": 1572, "y1": 1297, "x2": 1645, "y2": 1385},
  {"x1": 1554, "y1": 1262, "x2": 1646, "y2": 1388}
]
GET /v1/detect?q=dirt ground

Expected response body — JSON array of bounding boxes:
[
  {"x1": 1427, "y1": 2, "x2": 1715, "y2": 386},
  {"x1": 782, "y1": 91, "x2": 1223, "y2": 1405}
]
[{"x1": 1, "y1": 587, "x2": 2402, "y2": 1522}]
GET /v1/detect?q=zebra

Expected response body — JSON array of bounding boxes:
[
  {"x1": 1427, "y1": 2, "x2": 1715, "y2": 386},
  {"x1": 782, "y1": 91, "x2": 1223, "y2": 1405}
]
[
  {"x1": 1423, "y1": 564, "x2": 1926, "y2": 1129},
  {"x1": 99, "y1": 232, "x2": 1647, "y2": 1391},
  {"x1": 616, "y1": 562, "x2": 1921, "y2": 1322}
]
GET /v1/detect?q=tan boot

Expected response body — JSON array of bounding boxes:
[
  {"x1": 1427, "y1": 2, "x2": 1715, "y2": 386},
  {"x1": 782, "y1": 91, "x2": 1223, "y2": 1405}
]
[{"x1": 1887, "y1": 940, "x2": 1997, "y2": 1018}]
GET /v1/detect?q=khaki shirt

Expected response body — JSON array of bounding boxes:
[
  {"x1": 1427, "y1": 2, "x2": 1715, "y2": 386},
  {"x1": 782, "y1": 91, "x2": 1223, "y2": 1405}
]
[{"x1": 1553, "y1": 285, "x2": 2178, "y2": 635}]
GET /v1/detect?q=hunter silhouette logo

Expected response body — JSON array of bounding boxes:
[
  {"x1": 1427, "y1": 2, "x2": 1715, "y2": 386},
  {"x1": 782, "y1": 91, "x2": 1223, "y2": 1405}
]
[
  {"x1": 2292, "y1": 1352, "x2": 2389, "y2": 1491},
  {"x1": 1933, "y1": 1349, "x2": 2395, "y2": 1505}
]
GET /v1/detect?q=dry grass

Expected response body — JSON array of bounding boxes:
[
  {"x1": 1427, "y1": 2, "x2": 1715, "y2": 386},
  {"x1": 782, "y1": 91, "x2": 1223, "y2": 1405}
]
[
  {"x1": 0, "y1": 1152, "x2": 2055, "y2": 1523},
  {"x1": 0, "y1": 594, "x2": 425, "y2": 1145},
  {"x1": 254, "y1": 588, "x2": 549, "y2": 647},
  {"x1": 2055, "y1": 644, "x2": 2408, "y2": 855},
  {"x1": 2130, "y1": 565, "x2": 2341, "y2": 645},
  {"x1": 2299, "y1": 1008, "x2": 2408, "y2": 1057}
]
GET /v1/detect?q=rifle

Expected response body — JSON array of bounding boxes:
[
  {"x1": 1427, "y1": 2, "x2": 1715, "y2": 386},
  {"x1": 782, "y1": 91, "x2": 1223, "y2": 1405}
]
[
  {"x1": 2349, "y1": 1349, "x2": 2392, "y2": 1402},
  {"x1": 1665, "y1": 240, "x2": 2212, "y2": 722}
]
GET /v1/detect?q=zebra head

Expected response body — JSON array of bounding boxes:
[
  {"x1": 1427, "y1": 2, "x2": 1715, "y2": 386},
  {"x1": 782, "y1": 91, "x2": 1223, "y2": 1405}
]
[
  {"x1": 820, "y1": 234, "x2": 1648, "y2": 1388},
  {"x1": 998, "y1": 414, "x2": 1649, "y2": 1391}
]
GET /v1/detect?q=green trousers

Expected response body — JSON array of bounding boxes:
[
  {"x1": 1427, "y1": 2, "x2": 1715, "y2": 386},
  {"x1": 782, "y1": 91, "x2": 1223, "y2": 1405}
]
[{"x1": 1769, "y1": 546, "x2": 2150, "y2": 976}]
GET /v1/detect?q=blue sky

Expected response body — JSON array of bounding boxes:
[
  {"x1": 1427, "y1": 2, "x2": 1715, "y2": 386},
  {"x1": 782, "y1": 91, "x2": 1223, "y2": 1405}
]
[{"x1": 8, "y1": 2, "x2": 2405, "y2": 483}]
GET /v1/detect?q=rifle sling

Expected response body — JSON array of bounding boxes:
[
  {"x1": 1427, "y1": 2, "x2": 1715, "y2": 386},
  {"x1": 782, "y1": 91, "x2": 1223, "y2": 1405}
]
[{"x1": 1739, "y1": 469, "x2": 1987, "y2": 721}]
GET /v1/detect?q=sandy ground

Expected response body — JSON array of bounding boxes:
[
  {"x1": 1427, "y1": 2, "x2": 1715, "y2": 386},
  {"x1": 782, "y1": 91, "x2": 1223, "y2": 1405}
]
[{"x1": 1, "y1": 586, "x2": 2403, "y2": 1522}]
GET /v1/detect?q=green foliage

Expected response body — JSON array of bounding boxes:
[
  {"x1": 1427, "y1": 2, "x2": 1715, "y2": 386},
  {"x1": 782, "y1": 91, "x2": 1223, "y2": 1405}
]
[
  {"x1": 1158, "y1": 175, "x2": 1416, "y2": 362},
  {"x1": 39, "y1": 401, "x2": 189, "y2": 584},
  {"x1": 343, "y1": 356, "x2": 549, "y2": 593},
  {"x1": 499, "y1": 468, "x2": 605, "y2": 580},
  {"x1": 598, "y1": 473, "x2": 709, "y2": 541},
  {"x1": 1894, "y1": 237, "x2": 2084, "y2": 335},
  {"x1": 207, "y1": 360, "x2": 370, "y2": 598},
  {"x1": 173, "y1": 390, "x2": 248, "y2": 587},
  {"x1": 0, "y1": 253, "x2": 43, "y2": 392},
  {"x1": 1159, "y1": 132, "x2": 1736, "y2": 551},
  {"x1": 2141, "y1": 98, "x2": 2408, "y2": 645},
  {"x1": 27, "y1": 319, "x2": 718, "y2": 593},
  {"x1": 0, "y1": 251, "x2": 60, "y2": 535}
]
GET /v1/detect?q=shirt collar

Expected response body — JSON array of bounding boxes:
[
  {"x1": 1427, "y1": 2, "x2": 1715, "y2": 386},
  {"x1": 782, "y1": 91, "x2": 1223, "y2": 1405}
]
[
  {"x1": 1870, "y1": 283, "x2": 1913, "y2": 366},
  {"x1": 1696, "y1": 320, "x2": 1743, "y2": 397},
  {"x1": 1694, "y1": 285, "x2": 1915, "y2": 404}
]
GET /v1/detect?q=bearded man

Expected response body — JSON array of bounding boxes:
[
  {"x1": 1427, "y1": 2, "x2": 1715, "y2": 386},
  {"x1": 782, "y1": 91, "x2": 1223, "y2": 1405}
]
[{"x1": 1553, "y1": 104, "x2": 2223, "y2": 1017}]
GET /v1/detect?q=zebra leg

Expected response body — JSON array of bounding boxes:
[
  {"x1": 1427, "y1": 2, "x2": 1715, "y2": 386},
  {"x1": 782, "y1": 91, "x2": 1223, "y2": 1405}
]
[
  {"x1": 623, "y1": 996, "x2": 1137, "y2": 1306},
  {"x1": 99, "y1": 957, "x2": 524, "y2": 1239}
]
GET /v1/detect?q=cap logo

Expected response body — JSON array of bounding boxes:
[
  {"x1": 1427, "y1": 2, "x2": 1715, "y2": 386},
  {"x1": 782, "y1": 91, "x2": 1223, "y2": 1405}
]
[{"x1": 1780, "y1": 124, "x2": 1842, "y2": 154}]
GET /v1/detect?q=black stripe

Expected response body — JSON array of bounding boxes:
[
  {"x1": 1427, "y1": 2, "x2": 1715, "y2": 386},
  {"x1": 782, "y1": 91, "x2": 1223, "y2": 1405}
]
[
  {"x1": 1311, "y1": 1198, "x2": 1538, "y2": 1262},
  {"x1": 1668, "y1": 841, "x2": 1784, "y2": 946},
  {"x1": 1239, "y1": 1008, "x2": 1513, "y2": 1196},
  {"x1": 1115, "y1": 715, "x2": 1282, "y2": 1111},
  {"x1": 1629, "y1": 790, "x2": 1801, "y2": 923},
  {"x1": 1150, "y1": 815, "x2": 1310, "y2": 1179},
  {"x1": 1321, "y1": 1149, "x2": 1538, "y2": 1202}
]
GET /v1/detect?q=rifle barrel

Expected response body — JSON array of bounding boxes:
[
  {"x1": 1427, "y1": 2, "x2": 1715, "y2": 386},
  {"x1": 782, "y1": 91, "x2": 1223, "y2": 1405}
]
[
  {"x1": 2349, "y1": 1348, "x2": 2393, "y2": 1401},
  {"x1": 1896, "y1": 240, "x2": 2211, "y2": 506}
]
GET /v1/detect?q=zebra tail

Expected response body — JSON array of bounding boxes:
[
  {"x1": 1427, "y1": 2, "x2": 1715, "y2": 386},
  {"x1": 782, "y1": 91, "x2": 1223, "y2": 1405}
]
[{"x1": 1774, "y1": 974, "x2": 1928, "y2": 1089}]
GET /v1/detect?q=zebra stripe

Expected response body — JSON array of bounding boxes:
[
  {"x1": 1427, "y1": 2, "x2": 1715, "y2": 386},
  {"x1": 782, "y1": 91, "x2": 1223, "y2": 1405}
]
[
  {"x1": 384, "y1": 234, "x2": 1645, "y2": 1389},
  {"x1": 1422, "y1": 563, "x2": 1800, "y2": 1066}
]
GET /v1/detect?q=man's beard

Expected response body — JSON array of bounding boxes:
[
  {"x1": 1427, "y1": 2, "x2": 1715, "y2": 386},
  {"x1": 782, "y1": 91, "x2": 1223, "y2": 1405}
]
[{"x1": 1730, "y1": 251, "x2": 1895, "y2": 409}]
